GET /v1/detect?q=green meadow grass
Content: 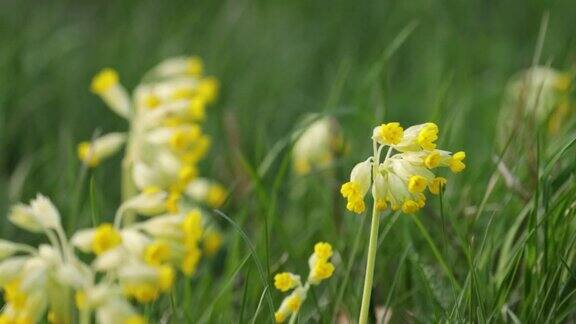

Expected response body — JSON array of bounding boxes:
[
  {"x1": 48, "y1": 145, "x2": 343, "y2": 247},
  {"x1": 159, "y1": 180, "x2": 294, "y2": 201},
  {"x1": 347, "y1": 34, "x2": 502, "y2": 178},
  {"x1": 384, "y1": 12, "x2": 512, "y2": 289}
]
[{"x1": 1, "y1": 0, "x2": 576, "y2": 322}]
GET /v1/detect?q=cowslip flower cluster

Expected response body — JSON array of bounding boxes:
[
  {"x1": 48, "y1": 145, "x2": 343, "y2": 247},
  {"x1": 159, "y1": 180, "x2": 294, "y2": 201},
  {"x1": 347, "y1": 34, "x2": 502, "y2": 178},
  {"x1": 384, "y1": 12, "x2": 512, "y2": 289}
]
[
  {"x1": 341, "y1": 122, "x2": 465, "y2": 214},
  {"x1": 499, "y1": 66, "x2": 572, "y2": 137},
  {"x1": 496, "y1": 66, "x2": 574, "y2": 158},
  {"x1": 273, "y1": 242, "x2": 335, "y2": 323},
  {"x1": 1, "y1": 195, "x2": 147, "y2": 324},
  {"x1": 71, "y1": 205, "x2": 208, "y2": 305},
  {"x1": 292, "y1": 116, "x2": 344, "y2": 175},
  {"x1": 78, "y1": 56, "x2": 228, "y2": 212},
  {"x1": 0, "y1": 192, "x2": 216, "y2": 323}
]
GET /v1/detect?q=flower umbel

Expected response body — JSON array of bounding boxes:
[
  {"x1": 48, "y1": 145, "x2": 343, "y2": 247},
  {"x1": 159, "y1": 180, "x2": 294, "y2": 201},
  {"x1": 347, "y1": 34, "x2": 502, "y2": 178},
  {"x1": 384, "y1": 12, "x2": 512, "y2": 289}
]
[
  {"x1": 342, "y1": 122, "x2": 465, "y2": 215},
  {"x1": 273, "y1": 242, "x2": 335, "y2": 323}
]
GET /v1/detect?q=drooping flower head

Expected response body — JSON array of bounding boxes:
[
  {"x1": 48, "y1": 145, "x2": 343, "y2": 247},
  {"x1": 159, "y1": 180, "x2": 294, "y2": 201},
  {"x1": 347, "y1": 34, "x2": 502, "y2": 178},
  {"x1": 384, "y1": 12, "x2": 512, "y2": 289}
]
[
  {"x1": 273, "y1": 242, "x2": 335, "y2": 323},
  {"x1": 342, "y1": 122, "x2": 465, "y2": 214},
  {"x1": 292, "y1": 116, "x2": 345, "y2": 175},
  {"x1": 498, "y1": 66, "x2": 573, "y2": 140}
]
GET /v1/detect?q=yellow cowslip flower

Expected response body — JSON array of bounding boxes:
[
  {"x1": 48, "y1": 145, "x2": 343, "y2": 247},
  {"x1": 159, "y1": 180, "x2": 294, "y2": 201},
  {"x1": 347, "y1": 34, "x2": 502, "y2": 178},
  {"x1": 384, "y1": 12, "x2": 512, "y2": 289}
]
[
  {"x1": 177, "y1": 164, "x2": 199, "y2": 187},
  {"x1": 424, "y1": 151, "x2": 440, "y2": 168},
  {"x1": 197, "y1": 77, "x2": 219, "y2": 104},
  {"x1": 143, "y1": 241, "x2": 172, "y2": 266},
  {"x1": 292, "y1": 116, "x2": 344, "y2": 175},
  {"x1": 142, "y1": 93, "x2": 161, "y2": 110},
  {"x1": 428, "y1": 177, "x2": 447, "y2": 195},
  {"x1": 123, "y1": 283, "x2": 158, "y2": 303},
  {"x1": 171, "y1": 87, "x2": 196, "y2": 101},
  {"x1": 274, "y1": 286, "x2": 307, "y2": 323},
  {"x1": 206, "y1": 184, "x2": 227, "y2": 208},
  {"x1": 184, "y1": 179, "x2": 227, "y2": 208},
  {"x1": 91, "y1": 68, "x2": 119, "y2": 94},
  {"x1": 340, "y1": 159, "x2": 372, "y2": 214},
  {"x1": 401, "y1": 200, "x2": 421, "y2": 214},
  {"x1": 408, "y1": 175, "x2": 428, "y2": 193},
  {"x1": 309, "y1": 259, "x2": 335, "y2": 284},
  {"x1": 449, "y1": 151, "x2": 466, "y2": 173},
  {"x1": 202, "y1": 229, "x2": 222, "y2": 257},
  {"x1": 183, "y1": 135, "x2": 212, "y2": 164},
  {"x1": 274, "y1": 312, "x2": 287, "y2": 324},
  {"x1": 343, "y1": 122, "x2": 465, "y2": 215},
  {"x1": 3, "y1": 279, "x2": 27, "y2": 310},
  {"x1": 313, "y1": 242, "x2": 333, "y2": 260},
  {"x1": 92, "y1": 224, "x2": 122, "y2": 255},
  {"x1": 392, "y1": 123, "x2": 439, "y2": 152},
  {"x1": 165, "y1": 190, "x2": 181, "y2": 214},
  {"x1": 121, "y1": 265, "x2": 173, "y2": 304},
  {"x1": 180, "y1": 211, "x2": 205, "y2": 276},
  {"x1": 188, "y1": 97, "x2": 206, "y2": 122},
  {"x1": 308, "y1": 242, "x2": 335, "y2": 285},
  {"x1": 273, "y1": 242, "x2": 335, "y2": 322},
  {"x1": 286, "y1": 292, "x2": 303, "y2": 312},
  {"x1": 77, "y1": 142, "x2": 99, "y2": 167},
  {"x1": 372, "y1": 122, "x2": 404, "y2": 145},
  {"x1": 185, "y1": 57, "x2": 203, "y2": 76},
  {"x1": 168, "y1": 127, "x2": 202, "y2": 152},
  {"x1": 274, "y1": 272, "x2": 301, "y2": 292},
  {"x1": 157, "y1": 265, "x2": 174, "y2": 291},
  {"x1": 498, "y1": 66, "x2": 573, "y2": 142},
  {"x1": 181, "y1": 246, "x2": 202, "y2": 276},
  {"x1": 182, "y1": 210, "x2": 203, "y2": 242},
  {"x1": 90, "y1": 68, "x2": 131, "y2": 118}
]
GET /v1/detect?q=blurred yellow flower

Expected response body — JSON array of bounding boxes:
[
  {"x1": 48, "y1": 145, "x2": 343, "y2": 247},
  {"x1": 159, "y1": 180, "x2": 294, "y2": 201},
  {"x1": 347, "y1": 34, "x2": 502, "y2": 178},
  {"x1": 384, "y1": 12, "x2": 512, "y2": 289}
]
[
  {"x1": 92, "y1": 223, "x2": 122, "y2": 255},
  {"x1": 292, "y1": 116, "x2": 344, "y2": 175},
  {"x1": 273, "y1": 242, "x2": 335, "y2": 323}
]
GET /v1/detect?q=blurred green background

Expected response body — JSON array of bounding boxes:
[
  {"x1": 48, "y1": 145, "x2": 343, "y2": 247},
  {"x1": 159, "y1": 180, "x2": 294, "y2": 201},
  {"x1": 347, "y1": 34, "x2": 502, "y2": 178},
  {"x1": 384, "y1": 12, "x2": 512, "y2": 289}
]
[
  {"x1": 1, "y1": 0, "x2": 576, "y2": 322},
  {"x1": 2, "y1": 0, "x2": 575, "y2": 217}
]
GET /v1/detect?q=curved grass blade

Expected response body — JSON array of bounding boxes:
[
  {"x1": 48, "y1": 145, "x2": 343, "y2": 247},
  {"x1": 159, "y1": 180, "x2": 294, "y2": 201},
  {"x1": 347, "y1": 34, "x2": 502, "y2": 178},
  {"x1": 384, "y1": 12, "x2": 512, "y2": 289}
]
[{"x1": 214, "y1": 209, "x2": 275, "y2": 319}]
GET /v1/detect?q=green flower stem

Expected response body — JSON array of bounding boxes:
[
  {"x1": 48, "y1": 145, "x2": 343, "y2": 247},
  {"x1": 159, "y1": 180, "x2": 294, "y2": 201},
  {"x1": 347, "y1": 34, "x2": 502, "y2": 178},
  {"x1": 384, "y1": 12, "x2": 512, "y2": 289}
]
[
  {"x1": 359, "y1": 140, "x2": 382, "y2": 324},
  {"x1": 359, "y1": 201, "x2": 381, "y2": 324}
]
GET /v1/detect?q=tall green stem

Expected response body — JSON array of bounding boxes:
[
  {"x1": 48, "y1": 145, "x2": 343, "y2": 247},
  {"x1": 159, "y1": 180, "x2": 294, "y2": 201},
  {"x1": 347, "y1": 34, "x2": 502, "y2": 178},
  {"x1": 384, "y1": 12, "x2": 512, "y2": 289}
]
[
  {"x1": 359, "y1": 202, "x2": 380, "y2": 324},
  {"x1": 359, "y1": 141, "x2": 382, "y2": 324}
]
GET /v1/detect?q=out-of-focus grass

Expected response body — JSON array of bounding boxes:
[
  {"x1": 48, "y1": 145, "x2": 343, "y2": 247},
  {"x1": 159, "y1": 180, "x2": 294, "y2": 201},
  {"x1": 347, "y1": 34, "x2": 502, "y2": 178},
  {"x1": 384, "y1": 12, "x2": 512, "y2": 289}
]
[{"x1": 1, "y1": 0, "x2": 576, "y2": 322}]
